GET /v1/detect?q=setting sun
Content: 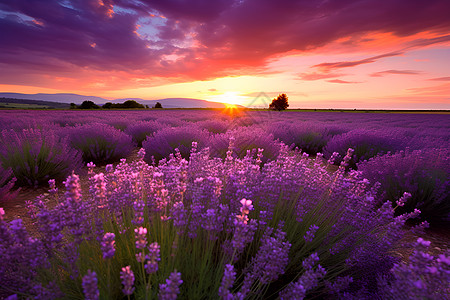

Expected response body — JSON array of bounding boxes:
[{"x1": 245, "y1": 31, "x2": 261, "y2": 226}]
[
  {"x1": 208, "y1": 91, "x2": 249, "y2": 106},
  {"x1": 221, "y1": 103, "x2": 242, "y2": 117}
]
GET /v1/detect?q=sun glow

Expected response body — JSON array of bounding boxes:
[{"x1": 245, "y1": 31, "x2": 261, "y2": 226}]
[
  {"x1": 209, "y1": 91, "x2": 248, "y2": 105},
  {"x1": 221, "y1": 103, "x2": 242, "y2": 117}
]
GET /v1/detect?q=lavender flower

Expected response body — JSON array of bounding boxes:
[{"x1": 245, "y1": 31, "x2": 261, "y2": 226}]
[
  {"x1": 239, "y1": 198, "x2": 253, "y2": 215},
  {"x1": 132, "y1": 200, "x2": 145, "y2": 226},
  {"x1": 304, "y1": 224, "x2": 319, "y2": 243},
  {"x1": 145, "y1": 242, "x2": 161, "y2": 274},
  {"x1": 158, "y1": 270, "x2": 183, "y2": 300},
  {"x1": 134, "y1": 227, "x2": 148, "y2": 250},
  {"x1": 280, "y1": 253, "x2": 326, "y2": 300},
  {"x1": 396, "y1": 192, "x2": 412, "y2": 207},
  {"x1": 87, "y1": 162, "x2": 96, "y2": 175},
  {"x1": 82, "y1": 270, "x2": 99, "y2": 300},
  {"x1": 48, "y1": 179, "x2": 58, "y2": 195},
  {"x1": 219, "y1": 264, "x2": 237, "y2": 300},
  {"x1": 92, "y1": 173, "x2": 106, "y2": 207},
  {"x1": 171, "y1": 201, "x2": 187, "y2": 235},
  {"x1": 120, "y1": 266, "x2": 135, "y2": 296},
  {"x1": 137, "y1": 148, "x2": 146, "y2": 159},
  {"x1": 101, "y1": 232, "x2": 115, "y2": 259},
  {"x1": 64, "y1": 172, "x2": 81, "y2": 203}
]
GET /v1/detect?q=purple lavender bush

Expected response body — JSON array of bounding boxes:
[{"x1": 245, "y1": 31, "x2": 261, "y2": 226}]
[
  {"x1": 125, "y1": 120, "x2": 163, "y2": 147},
  {"x1": 208, "y1": 128, "x2": 280, "y2": 163},
  {"x1": 0, "y1": 145, "x2": 447, "y2": 298},
  {"x1": 268, "y1": 121, "x2": 332, "y2": 155},
  {"x1": 0, "y1": 129, "x2": 82, "y2": 186},
  {"x1": 195, "y1": 119, "x2": 230, "y2": 134},
  {"x1": 358, "y1": 148, "x2": 450, "y2": 224},
  {"x1": 378, "y1": 238, "x2": 450, "y2": 299},
  {"x1": 62, "y1": 123, "x2": 134, "y2": 164},
  {"x1": 142, "y1": 126, "x2": 209, "y2": 162},
  {"x1": 323, "y1": 129, "x2": 405, "y2": 169},
  {"x1": 106, "y1": 117, "x2": 130, "y2": 131},
  {"x1": 0, "y1": 165, "x2": 19, "y2": 202}
]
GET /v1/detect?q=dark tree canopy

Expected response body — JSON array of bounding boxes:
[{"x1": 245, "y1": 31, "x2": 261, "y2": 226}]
[
  {"x1": 102, "y1": 102, "x2": 112, "y2": 109},
  {"x1": 102, "y1": 100, "x2": 144, "y2": 109},
  {"x1": 154, "y1": 102, "x2": 163, "y2": 108},
  {"x1": 122, "y1": 100, "x2": 145, "y2": 108},
  {"x1": 79, "y1": 100, "x2": 99, "y2": 109},
  {"x1": 269, "y1": 94, "x2": 289, "y2": 111}
]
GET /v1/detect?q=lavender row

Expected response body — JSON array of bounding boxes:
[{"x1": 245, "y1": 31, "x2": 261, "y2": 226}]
[{"x1": 1, "y1": 145, "x2": 448, "y2": 298}]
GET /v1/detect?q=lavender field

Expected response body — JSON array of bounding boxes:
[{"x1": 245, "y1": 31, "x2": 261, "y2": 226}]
[{"x1": 0, "y1": 109, "x2": 449, "y2": 299}]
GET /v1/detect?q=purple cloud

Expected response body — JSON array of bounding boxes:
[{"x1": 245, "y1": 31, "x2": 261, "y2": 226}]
[{"x1": 0, "y1": 0, "x2": 450, "y2": 83}]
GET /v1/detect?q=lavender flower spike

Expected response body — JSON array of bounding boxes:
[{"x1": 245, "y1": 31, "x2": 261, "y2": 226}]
[
  {"x1": 135, "y1": 227, "x2": 148, "y2": 250},
  {"x1": 82, "y1": 270, "x2": 99, "y2": 300},
  {"x1": 101, "y1": 232, "x2": 115, "y2": 259},
  {"x1": 159, "y1": 270, "x2": 183, "y2": 300},
  {"x1": 304, "y1": 224, "x2": 319, "y2": 243},
  {"x1": 240, "y1": 198, "x2": 253, "y2": 215},
  {"x1": 396, "y1": 192, "x2": 412, "y2": 207},
  {"x1": 64, "y1": 172, "x2": 81, "y2": 203},
  {"x1": 120, "y1": 266, "x2": 135, "y2": 296},
  {"x1": 145, "y1": 242, "x2": 161, "y2": 274},
  {"x1": 219, "y1": 264, "x2": 237, "y2": 299},
  {"x1": 236, "y1": 198, "x2": 253, "y2": 224}
]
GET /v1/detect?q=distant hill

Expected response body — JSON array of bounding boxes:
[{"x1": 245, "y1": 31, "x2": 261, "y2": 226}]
[
  {"x1": 0, "y1": 93, "x2": 107, "y2": 104},
  {"x1": 0, "y1": 97, "x2": 70, "y2": 109},
  {"x1": 0, "y1": 93, "x2": 234, "y2": 108}
]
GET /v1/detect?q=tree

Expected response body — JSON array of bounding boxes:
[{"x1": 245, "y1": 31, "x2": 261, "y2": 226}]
[
  {"x1": 102, "y1": 102, "x2": 112, "y2": 109},
  {"x1": 70, "y1": 103, "x2": 77, "y2": 109},
  {"x1": 154, "y1": 102, "x2": 163, "y2": 109},
  {"x1": 79, "y1": 100, "x2": 99, "y2": 109},
  {"x1": 123, "y1": 100, "x2": 144, "y2": 108},
  {"x1": 269, "y1": 94, "x2": 289, "y2": 111}
]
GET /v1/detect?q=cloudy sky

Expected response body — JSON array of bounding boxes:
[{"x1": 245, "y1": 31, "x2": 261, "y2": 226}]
[{"x1": 1, "y1": 0, "x2": 449, "y2": 109}]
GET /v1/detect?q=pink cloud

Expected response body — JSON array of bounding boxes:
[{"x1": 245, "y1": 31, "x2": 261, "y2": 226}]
[
  {"x1": 312, "y1": 51, "x2": 404, "y2": 72},
  {"x1": 0, "y1": 0, "x2": 450, "y2": 86},
  {"x1": 428, "y1": 76, "x2": 450, "y2": 81},
  {"x1": 327, "y1": 79, "x2": 362, "y2": 84},
  {"x1": 298, "y1": 72, "x2": 344, "y2": 81},
  {"x1": 370, "y1": 70, "x2": 422, "y2": 77}
]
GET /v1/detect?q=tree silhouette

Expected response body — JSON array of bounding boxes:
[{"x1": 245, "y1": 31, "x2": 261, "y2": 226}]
[
  {"x1": 79, "y1": 100, "x2": 99, "y2": 109},
  {"x1": 154, "y1": 102, "x2": 163, "y2": 108},
  {"x1": 269, "y1": 94, "x2": 289, "y2": 111},
  {"x1": 123, "y1": 100, "x2": 145, "y2": 108},
  {"x1": 102, "y1": 102, "x2": 112, "y2": 109}
]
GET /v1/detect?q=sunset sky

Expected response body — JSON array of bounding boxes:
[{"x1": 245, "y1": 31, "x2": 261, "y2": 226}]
[{"x1": 0, "y1": 0, "x2": 449, "y2": 109}]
